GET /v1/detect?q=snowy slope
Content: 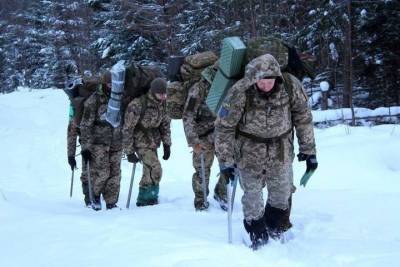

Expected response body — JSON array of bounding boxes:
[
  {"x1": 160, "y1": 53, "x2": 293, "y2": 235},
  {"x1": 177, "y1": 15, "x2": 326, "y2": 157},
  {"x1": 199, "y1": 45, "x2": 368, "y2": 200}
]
[{"x1": 1, "y1": 88, "x2": 400, "y2": 267}]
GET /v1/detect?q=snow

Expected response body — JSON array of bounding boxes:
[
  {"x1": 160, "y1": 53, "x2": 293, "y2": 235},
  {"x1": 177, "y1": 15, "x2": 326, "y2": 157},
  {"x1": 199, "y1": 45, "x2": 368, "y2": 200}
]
[
  {"x1": 320, "y1": 81, "x2": 330, "y2": 92},
  {"x1": 312, "y1": 106, "x2": 400, "y2": 123},
  {"x1": 1, "y1": 89, "x2": 400, "y2": 267},
  {"x1": 102, "y1": 46, "x2": 111, "y2": 59},
  {"x1": 361, "y1": 9, "x2": 367, "y2": 18}
]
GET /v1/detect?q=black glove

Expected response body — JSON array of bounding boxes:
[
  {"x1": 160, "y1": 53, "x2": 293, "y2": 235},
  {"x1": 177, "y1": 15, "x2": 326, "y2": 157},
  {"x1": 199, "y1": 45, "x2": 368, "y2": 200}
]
[
  {"x1": 297, "y1": 153, "x2": 318, "y2": 171},
  {"x1": 162, "y1": 144, "x2": 171, "y2": 160},
  {"x1": 68, "y1": 156, "x2": 76, "y2": 170},
  {"x1": 127, "y1": 153, "x2": 140, "y2": 163},
  {"x1": 81, "y1": 149, "x2": 92, "y2": 163},
  {"x1": 220, "y1": 165, "x2": 235, "y2": 184}
]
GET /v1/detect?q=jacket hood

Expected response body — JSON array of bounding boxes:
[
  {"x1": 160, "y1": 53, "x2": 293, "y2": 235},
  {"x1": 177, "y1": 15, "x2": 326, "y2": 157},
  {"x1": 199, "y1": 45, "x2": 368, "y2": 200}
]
[{"x1": 244, "y1": 54, "x2": 282, "y2": 85}]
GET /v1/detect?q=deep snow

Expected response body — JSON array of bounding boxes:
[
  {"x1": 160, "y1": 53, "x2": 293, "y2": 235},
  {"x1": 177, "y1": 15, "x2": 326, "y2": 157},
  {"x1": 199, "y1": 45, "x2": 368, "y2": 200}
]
[{"x1": 1, "y1": 88, "x2": 400, "y2": 267}]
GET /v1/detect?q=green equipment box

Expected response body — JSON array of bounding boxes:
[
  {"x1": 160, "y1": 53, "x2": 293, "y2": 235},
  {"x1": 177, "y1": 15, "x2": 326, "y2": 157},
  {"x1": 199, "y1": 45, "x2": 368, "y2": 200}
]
[
  {"x1": 206, "y1": 70, "x2": 237, "y2": 114},
  {"x1": 218, "y1": 37, "x2": 246, "y2": 78}
]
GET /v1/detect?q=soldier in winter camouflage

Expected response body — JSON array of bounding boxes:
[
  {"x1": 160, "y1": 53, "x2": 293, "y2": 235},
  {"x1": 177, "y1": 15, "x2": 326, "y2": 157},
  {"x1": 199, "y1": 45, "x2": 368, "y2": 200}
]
[
  {"x1": 182, "y1": 75, "x2": 228, "y2": 211},
  {"x1": 80, "y1": 72, "x2": 123, "y2": 210},
  {"x1": 122, "y1": 78, "x2": 171, "y2": 207},
  {"x1": 66, "y1": 111, "x2": 90, "y2": 206},
  {"x1": 215, "y1": 54, "x2": 317, "y2": 249}
]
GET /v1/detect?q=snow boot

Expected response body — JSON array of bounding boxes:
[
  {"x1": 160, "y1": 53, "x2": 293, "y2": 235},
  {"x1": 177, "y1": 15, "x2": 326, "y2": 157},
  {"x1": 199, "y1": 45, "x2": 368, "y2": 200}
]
[
  {"x1": 243, "y1": 217, "x2": 269, "y2": 250},
  {"x1": 136, "y1": 185, "x2": 159, "y2": 207},
  {"x1": 91, "y1": 195, "x2": 102, "y2": 211},
  {"x1": 264, "y1": 203, "x2": 288, "y2": 240}
]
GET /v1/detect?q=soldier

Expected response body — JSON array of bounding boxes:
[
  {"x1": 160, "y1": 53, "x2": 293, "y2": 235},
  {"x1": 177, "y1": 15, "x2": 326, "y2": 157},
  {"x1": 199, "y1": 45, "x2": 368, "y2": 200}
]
[
  {"x1": 182, "y1": 75, "x2": 228, "y2": 211},
  {"x1": 80, "y1": 72, "x2": 123, "y2": 210},
  {"x1": 66, "y1": 107, "x2": 90, "y2": 206},
  {"x1": 215, "y1": 54, "x2": 317, "y2": 249},
  {"x1": 122, "y1": 78, "x2": 171, "y2": 207}
]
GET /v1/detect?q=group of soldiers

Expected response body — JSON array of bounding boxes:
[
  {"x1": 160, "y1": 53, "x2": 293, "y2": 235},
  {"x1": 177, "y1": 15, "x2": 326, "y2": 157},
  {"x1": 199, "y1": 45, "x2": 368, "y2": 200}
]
[
  {"x1": 66, "y1": 49, "x2": 318, "y2": 250},
  {"x1": 67, "y1": 74, "x2": 170, "y2": 210}
]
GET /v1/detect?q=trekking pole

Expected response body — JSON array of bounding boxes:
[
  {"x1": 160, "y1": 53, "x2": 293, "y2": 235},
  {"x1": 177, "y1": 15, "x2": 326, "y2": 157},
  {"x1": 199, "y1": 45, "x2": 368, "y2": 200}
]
[
  {"x1": 200, "y1": 152, "x2": 208, "y2": 207},
  {"x1": 86, "y1": 161, "x2": 94, "y2": 207},
  {"x1": 227, "y1": 173, "x2": 239, "y2": 244},
  {"x1": 69, "y1": 169, "x2": 74, "y2": 198},
  {"x1": 126, "y1": 162, "x2": 137, "y2": 209}
]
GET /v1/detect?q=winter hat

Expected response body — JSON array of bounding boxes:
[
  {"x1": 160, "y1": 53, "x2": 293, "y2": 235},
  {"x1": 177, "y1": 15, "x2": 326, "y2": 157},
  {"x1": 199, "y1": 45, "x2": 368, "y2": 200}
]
[{"x1": 150, "y1": 78, "x2": 167, "y2": 94}]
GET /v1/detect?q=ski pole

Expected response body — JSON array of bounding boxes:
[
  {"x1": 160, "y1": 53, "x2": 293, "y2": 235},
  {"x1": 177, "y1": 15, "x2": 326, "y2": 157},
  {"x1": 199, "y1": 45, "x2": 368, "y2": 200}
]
[
  {"x1": 200, "y1": 152, "x2": 207, "y2": 207},
  {"x1": 227, "y1": 174, "x2": 238, "y2": 244},
  {"x1": 69, "y1": 169, "x2": 74, "y2": 198},
  {"x1": 126, "y1": 162, "x2": 137, "y2": 209},
  {"x1": 86, "y1": 161, "x2": 94, "y2": 207}
]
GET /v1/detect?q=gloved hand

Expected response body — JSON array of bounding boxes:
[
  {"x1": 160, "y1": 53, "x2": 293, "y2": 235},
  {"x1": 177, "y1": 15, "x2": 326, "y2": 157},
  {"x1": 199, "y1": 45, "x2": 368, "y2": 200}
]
[
  {"x1": 162, "y1": 144, "x2": 171, "y2": 160},
  {"x1": 127, "y1": 152, "x2": 140, "y2": 163},
  {"x1": 68, "y1": 156, "x2": 76, "y2": 170},
  {"x1": 220, "y1": 165, "x2": 235, "y2": 184},
  {"x1": 81, "y1": 149, "x2": 92, "y2": 164},
  {"x1": 297, "y1": 153, "x2": 318, "y2": 171},
  {"x1": 298, "y1": 153, "x2": 318, "y2": 187}
]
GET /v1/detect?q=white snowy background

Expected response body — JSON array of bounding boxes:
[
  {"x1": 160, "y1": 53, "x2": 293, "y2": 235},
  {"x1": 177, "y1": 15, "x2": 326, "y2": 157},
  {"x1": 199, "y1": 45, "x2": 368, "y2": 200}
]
[{"x1": 1, "y1": 88, "x2": 400, "y2": 267}]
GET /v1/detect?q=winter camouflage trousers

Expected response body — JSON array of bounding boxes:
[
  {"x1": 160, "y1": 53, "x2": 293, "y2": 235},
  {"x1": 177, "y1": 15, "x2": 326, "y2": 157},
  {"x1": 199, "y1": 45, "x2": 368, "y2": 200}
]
[
  {"x1": 192, "y1": 139, "x2": 227, "y2": 206},
  {"x1": 239, "y1": 160, "x2": 293, "y2": 221},
  {"x1": 79, "y1": 157, "x2": 90, "y2": 205},
  {"x1": 136, "y1": 148, "x2": 162, "y2": 187},
  {"x1": 89, "y1": 144, "x2": 122, "y2": 205}
]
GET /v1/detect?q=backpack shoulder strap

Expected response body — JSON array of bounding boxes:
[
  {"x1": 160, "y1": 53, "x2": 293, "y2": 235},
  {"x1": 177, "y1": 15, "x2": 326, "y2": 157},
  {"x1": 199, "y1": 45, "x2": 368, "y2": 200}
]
[
  {"x1": 138, "y1": 94, "x2": 148, "y2": 124},
  {"x1": 281, "y1": 73, "x2": 294, "y2": 105}
]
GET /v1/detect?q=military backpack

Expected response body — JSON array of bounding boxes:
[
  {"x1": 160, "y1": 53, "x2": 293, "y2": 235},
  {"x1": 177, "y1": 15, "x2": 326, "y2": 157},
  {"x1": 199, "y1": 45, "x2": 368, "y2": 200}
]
[{"x1": 166, "y1": 51, "x2": 218, "y2": 119}]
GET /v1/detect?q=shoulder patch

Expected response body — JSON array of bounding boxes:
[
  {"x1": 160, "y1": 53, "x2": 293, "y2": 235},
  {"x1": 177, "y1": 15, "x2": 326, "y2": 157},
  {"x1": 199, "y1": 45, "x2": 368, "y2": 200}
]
[{"x1": 218, "y1": 106, "x2": 229, "y2": 118}]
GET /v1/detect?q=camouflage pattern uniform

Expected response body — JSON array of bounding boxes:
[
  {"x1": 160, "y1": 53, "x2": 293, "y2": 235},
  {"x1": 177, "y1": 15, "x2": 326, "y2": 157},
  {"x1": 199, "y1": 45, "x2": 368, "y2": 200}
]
[
  {"x1": 67, "y1": 114, "x2": 90, "y2": 205},
  {"x1": 182, "y1": 78, "x2": 227, "y2": 210},
  {"x1": 80, "y1": 86, "x2": 123, "y2": 207},
  {"x1": 215, "y1": 54, "x2": 316, "y2": 235},
  {"x1": 122, "y1": 91, "x2": 171, "y2": 206}
]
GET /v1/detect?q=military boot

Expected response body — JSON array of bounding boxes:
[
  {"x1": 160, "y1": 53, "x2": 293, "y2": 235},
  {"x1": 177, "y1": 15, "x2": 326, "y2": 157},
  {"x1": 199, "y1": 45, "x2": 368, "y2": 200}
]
[
  {"x1": 82, "y1": 183, "x2": 91, "y2": 207},
  {"x1": 91, "y1": 195, "x2": 102, "y2": 211},
  {"x1": 281, "y1": 195, "x2": 293, "y2": 231},
  {"x1": 213, "y1": 177, "x2": 228, "y2": 211},
  {"x1": 194, "y1": 198, "x2": 209, "y2": 211},
  {"x1": 106, "y1": 203, "x2": 118, "y2": 210},
  {"x1": 243, "y1": 217, "x2": 269, "y2": 250},
  {"x1": 264, "y1": 203, "x2": 289, "y2": 240}
]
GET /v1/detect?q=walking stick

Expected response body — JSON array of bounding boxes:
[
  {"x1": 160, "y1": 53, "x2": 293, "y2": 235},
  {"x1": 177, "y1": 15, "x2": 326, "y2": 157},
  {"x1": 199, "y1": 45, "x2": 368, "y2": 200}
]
[
  {"x1": 200, "y1": 153, "x2": 208, "y2": 207},
  {"x1": 227, "y1": 174, "x2": 238, "y2": 244},
  {"x1": 69, "y1": 169, "x2": 74, "y2": 198},
  {"x1": 126, "y1": 162, "x2": 137, "y2": 209}
]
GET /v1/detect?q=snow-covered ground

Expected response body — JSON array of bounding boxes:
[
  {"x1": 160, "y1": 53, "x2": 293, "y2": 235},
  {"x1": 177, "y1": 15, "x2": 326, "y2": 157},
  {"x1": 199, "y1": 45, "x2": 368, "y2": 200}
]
[{"x1": 1, "y1": 88, "x2": 400, "y2": 267}]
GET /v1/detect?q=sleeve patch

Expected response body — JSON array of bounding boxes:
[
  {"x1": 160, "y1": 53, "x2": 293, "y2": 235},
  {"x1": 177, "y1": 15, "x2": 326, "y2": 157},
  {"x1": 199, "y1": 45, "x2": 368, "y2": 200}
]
[{"x1": 218, "y1": 106, "x2": 229, "y2": 118}]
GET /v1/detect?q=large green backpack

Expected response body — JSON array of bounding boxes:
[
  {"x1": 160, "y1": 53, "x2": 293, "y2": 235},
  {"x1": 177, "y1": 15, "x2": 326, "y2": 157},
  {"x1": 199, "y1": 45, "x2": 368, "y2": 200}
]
[
  {"x1": 206, "y1": 36, "x2": 314, "y2": 114},
  {"x1": 166, "y1": 51, "x2": 218, "y2": 119}
]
